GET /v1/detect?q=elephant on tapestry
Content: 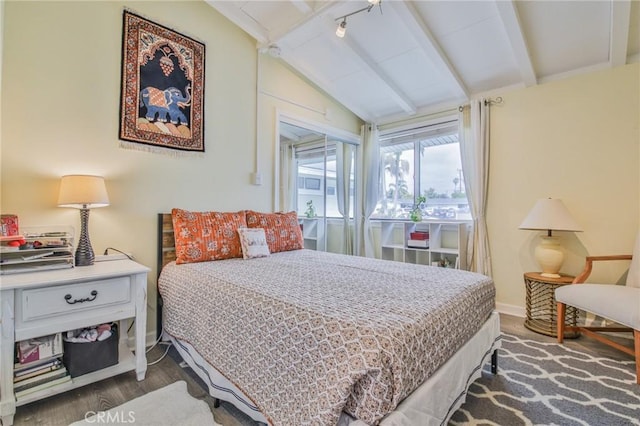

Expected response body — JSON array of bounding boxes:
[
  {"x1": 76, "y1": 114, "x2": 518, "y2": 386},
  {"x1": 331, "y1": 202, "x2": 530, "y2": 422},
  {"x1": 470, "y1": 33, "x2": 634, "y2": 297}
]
[{"x1": 139, "y1": 85, "x2": 191, "y2": 126}]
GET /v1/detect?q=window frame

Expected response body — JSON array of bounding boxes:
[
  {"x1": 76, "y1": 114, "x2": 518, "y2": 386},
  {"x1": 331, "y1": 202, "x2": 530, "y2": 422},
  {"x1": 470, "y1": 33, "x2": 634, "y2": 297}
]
[{"x1": 374, "y1": 116, "x2": 469, "y2": 221}]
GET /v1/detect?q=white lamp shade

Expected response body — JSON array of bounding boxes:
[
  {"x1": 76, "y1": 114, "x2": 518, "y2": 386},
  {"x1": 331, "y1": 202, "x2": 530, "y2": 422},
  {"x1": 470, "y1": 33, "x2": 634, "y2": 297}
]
[
  {"x1": 58, "y1": 175, "x2": 109, "y2": 208},
  {"x1": 519, "y1": 198, "x2": 582, "y2": 232}
]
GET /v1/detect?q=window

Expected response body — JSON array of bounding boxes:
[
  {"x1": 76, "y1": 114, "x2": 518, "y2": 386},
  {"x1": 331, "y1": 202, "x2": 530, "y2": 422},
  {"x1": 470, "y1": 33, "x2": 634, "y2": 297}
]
[
  {"x1": 371, "y1": 119, "x2": 470, "y2": 221},
  {"x1": 304, "y1": 177, "x2": 321, "y2": 190}
]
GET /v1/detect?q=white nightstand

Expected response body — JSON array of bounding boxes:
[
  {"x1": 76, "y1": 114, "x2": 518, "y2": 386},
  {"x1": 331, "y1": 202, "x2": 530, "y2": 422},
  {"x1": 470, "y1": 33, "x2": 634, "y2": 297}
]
[{"x1": 0, "y1": 258, "x2": 149, "y2": 426}]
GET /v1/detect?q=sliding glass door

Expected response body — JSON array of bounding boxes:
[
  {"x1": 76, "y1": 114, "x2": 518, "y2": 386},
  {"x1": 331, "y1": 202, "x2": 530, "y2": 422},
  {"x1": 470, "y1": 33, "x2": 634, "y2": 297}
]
[{"x1": 278, "y1": 120, "x2": 358, "y2": 254}]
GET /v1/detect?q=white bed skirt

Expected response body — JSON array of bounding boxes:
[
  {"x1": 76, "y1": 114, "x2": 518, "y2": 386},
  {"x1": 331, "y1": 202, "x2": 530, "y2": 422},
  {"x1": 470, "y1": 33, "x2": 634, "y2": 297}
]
[{"x1": 167, "y1": 310, "x2": 501, "y2": 426}]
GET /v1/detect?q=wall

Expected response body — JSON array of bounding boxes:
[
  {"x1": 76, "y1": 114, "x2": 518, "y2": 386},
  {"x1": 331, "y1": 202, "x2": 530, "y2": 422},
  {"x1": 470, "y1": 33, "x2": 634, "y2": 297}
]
[
  {"x1": 0, "y1": 1, "x2": 361, "y2": 338},
  {"x1": 488, "y1": 64, "x2": 639, "y2": 314}
]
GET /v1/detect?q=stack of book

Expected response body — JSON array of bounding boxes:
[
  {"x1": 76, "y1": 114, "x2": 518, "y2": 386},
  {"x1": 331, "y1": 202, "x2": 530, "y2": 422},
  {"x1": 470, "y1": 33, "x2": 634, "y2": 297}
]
[
  {"x1": 407, "y1": 231, "x2": 429, "y2": 248},
  {"x1": 14, "y1": 334, "x2": 70, "y2": 398},
  {"x1": 14, "y1": 357, "x2": 71, "y2": 398}
]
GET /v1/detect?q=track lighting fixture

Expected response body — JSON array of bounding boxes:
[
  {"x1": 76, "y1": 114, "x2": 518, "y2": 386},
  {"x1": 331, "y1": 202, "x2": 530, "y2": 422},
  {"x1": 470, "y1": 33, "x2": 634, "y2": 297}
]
[
  {"x1": 336, "y1": 19, "x2": 347, "y2": 38},
  {"x1": 334, "y1": 0, "x2": 382, "y2": 38}
]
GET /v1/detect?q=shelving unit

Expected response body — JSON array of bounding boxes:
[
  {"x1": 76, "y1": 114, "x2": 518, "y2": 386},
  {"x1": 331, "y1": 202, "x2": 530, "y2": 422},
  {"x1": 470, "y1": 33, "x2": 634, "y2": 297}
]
[
  {"x1": 298, "y1": 217, "x2": 325, "y2": 251},
  {"x1": 379, "y1": 220, "x2": 469, "y2": 270}
]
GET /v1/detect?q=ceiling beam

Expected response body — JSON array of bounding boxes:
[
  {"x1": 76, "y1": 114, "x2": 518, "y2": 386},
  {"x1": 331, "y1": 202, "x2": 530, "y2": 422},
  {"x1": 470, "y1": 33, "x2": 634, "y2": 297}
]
[
  {"x1": 205, "y1": 1, "x2": 270, "y2": 44},
  {"x1": 495, "y1": 0, "x2": 537, "y2": 87},
  {"x1": 610, "y1": 0, "x2": 631, "y2": 67},
  {"x1": 389, "y1": 1, "x2": 469, "y2": 100},
  {"x1": 289, "y1": 0, "x2": 312, "y2": 15},
  {"x1": 268, "y1": 1, "x2": 343, "y2": 45}
]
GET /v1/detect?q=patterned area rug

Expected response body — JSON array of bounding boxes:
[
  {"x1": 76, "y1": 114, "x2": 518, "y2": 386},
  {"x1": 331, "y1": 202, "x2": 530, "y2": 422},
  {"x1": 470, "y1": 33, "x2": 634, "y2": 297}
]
[{"x1": 450, "y1": 334, "x2": 640, "y2": 425}]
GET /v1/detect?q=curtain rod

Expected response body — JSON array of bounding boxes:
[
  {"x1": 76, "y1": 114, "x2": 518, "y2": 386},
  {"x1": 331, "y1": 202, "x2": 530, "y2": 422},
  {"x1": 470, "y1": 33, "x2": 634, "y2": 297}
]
[{"x1": 458, "y1": 96, "x2": 503, "y2": 112}]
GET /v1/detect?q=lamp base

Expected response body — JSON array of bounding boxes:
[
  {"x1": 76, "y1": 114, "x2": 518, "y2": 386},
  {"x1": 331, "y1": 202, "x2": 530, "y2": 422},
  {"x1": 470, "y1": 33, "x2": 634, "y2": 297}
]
[
  {"x1": 534, "y1": 236, "x2": 564, "y2": 278},
  {"x1": 540, "y1": 272, "x2": 562, "y2": 279},
  {"x1": 75, "y1": 208, "x2": 95, "y2": 267}
]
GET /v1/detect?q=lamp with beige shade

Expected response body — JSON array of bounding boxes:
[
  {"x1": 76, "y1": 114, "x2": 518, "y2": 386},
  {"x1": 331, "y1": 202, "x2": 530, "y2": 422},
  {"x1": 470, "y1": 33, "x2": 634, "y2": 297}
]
[
  {"x1": 57, "y1": 175, "x2": 109, "y2": 266},
  {"x1": 519, "y1": 198, "x2": 582, "y2": 278}
]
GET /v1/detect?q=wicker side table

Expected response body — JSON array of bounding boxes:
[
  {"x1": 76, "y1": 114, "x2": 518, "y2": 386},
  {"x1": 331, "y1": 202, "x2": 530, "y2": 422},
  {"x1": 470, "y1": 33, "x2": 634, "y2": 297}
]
[{"x1": 524, "y1": 272, "x2": 579, "y2": 338}]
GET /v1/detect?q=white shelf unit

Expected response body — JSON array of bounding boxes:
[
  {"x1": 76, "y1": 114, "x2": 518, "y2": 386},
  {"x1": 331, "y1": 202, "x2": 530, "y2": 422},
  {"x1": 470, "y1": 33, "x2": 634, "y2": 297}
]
[
  {"x1": 299, "y1": 218, "x2": 325, "y2": 251},
  {"x1": 380, "y1": 221, "x2": 469, "y2": 270}
]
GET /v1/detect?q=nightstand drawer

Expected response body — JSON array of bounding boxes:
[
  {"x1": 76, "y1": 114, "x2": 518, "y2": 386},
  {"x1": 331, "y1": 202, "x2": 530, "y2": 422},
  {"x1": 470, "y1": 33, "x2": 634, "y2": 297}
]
[{"x1": 21, "y1": 277, "x2": 131, "y2": 321}]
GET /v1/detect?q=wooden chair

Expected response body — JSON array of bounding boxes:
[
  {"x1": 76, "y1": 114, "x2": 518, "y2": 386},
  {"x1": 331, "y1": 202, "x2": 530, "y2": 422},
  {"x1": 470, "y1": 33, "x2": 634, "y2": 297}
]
[{"x1": 556, "y1": 233, "x2": 640, "y2": 384}]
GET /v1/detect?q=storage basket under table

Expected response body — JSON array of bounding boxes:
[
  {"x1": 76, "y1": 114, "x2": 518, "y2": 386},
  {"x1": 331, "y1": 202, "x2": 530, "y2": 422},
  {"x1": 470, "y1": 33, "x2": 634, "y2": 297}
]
[{"x1": 524, "y1": 272, "x2": 579, "y2": 338}]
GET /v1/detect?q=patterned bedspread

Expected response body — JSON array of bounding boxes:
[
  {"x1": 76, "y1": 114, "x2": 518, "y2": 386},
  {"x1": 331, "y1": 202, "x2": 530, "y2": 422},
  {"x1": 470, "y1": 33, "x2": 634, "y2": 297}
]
[{"x1": 159, "y1": 249, "x2": 495, "y2": 426}]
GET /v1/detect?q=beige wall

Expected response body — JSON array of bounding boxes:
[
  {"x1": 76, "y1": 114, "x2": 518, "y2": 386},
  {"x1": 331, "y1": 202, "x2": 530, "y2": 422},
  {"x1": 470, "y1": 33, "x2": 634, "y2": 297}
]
[
  {"x1": 488, "y1": 64, "x2": 639, "y2": 313},
  {"x1": 0, "y1": 1, "x2": 361, "y2": 337}
]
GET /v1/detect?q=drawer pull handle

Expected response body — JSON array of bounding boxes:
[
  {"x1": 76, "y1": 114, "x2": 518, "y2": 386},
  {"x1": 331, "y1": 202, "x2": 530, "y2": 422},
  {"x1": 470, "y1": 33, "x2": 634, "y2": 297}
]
[{"x1": 64, "y1": 290, "x2": 98, "y2": 304}]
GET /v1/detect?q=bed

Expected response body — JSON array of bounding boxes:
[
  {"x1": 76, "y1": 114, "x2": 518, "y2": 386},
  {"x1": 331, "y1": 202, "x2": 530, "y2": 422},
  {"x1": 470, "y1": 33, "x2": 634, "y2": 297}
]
[{"x1": 156, "y1": 211, "x2": 501, "y2": 426}]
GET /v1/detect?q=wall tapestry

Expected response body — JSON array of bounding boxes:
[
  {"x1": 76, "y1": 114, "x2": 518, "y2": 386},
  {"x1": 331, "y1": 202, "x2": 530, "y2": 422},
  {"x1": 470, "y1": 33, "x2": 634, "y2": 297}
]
[{"x1": 119, "y1": 11, "x2": 205, "y2": 153}]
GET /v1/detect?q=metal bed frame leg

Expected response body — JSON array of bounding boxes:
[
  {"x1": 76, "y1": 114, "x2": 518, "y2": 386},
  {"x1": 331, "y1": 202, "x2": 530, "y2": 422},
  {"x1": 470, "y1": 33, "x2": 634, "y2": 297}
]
[{"x1": 491, "y1": 349, "x2": 498, "y2": 374}]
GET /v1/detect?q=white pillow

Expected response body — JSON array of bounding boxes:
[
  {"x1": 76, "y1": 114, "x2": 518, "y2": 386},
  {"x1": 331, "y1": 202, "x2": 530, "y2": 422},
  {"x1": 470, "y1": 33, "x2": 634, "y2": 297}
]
[{"x1": 237, "y1": 228, "x2": 271, "y2": 259}]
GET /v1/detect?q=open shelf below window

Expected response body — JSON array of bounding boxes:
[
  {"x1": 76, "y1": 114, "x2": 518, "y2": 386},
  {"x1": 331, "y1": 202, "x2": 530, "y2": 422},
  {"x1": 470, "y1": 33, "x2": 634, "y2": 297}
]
[{"x1": 379, "y1": 220, "x2": 469, "y2": 269}]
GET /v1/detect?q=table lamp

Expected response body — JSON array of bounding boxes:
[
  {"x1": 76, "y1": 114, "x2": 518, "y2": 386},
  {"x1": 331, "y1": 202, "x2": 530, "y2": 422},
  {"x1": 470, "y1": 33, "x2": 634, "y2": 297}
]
[
  {"x1": 519, "y1": 198, "x2": 582, "y2": 278},
  {"x1": 58, "y1": 175, "x2": 110, "y2": 266}
]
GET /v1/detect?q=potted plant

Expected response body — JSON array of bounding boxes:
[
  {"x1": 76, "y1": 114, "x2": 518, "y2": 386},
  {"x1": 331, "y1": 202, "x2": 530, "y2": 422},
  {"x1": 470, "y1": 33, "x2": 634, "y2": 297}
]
[
  {"x1": 409, "y1": 195, "x2": 426, "y2": 222},
  {"x1": 304, "y1": 200, "x2": 317, "y2": 218}
]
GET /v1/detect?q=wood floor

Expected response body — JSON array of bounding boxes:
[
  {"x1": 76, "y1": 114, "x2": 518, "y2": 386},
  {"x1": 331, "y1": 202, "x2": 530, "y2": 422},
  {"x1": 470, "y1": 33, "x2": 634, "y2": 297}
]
[{"x1": 11, "y1": 313, "x2": 635, "y2": 426}]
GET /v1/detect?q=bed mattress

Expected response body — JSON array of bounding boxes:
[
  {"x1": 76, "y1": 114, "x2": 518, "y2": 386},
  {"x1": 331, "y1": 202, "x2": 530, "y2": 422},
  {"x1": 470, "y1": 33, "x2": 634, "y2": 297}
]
[{"x1": 159, "y1": 249, "x2": 495, "y2": 425}]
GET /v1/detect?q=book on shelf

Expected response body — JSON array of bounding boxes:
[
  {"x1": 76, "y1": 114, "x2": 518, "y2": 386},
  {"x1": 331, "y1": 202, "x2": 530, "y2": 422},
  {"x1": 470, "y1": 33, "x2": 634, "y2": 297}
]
[
  {"x1": 407, "y1": 239, "x2": 429, "y2": 248},
  {"x1": 17, "y1": 333, "x2": 63, "y2": 365},
  {"x1": 14, "y1": 355, "x2": 62, "y2": 376},
  {"x1": 14, "y1": 358, "x2": 63, "y2": 382},
  {"x1": 15, "y1": 375, "x2": 71, "y2": 399},
  {"x1": 14, "y1": 367, "x2": 69, "y2": 392}
]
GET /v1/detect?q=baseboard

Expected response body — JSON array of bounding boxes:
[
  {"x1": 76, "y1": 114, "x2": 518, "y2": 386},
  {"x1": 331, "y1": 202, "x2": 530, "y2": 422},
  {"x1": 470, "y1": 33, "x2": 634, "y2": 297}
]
[
  {"x1": 126, "y1": 331, "x2": 158, "y2": 349},
  {"x1": 496, "y1": 302, "x2": 525, "y2": 318}
]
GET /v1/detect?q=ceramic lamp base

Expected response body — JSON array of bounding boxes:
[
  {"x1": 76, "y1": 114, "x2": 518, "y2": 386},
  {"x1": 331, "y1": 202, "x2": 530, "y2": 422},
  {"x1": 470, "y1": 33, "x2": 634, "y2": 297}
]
[{"x1": 534, "y1": 236, "x2": 564, "y2": 278}]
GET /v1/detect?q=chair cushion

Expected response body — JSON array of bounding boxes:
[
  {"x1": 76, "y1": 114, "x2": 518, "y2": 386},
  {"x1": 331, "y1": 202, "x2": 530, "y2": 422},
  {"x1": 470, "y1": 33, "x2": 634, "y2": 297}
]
[
  {"x1": 556, "y1": 284, "x2": 640, "y2": 329},
  {"x1": 627, "y1": 231, "x2": 640, "y2": 288}
]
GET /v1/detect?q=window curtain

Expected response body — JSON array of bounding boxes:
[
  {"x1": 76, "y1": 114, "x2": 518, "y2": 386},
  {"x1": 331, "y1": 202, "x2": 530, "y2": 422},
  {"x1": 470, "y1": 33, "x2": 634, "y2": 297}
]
[
  {"x1": 358, "y1": 124, "x2": 380, "y2": 258},
  {"x1": 336, "y1": 143, "x2": 354, "y2": 254},
  {"x1": 459, "y1": 100, "x2": 492, "y2": 276},
  {"x1": 279, "y1": 144, "x2": 296, "y2": 212}
]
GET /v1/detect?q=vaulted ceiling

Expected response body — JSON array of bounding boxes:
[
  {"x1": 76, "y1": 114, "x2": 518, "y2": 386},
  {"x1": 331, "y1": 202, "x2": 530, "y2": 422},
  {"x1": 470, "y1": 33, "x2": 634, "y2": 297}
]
[{"x1": 206, "y1": 0, "x2": 639, "y2": 124}]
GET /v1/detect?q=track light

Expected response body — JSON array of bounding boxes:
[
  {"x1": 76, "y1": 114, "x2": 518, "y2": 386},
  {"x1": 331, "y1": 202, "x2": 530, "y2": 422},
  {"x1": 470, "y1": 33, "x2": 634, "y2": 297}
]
[
  {"x1": 334, "y1": 0, "x2": 382, "y2": 38},
  {"x1": 336, "y1": 20, "x2": 347, "y2": 38}
]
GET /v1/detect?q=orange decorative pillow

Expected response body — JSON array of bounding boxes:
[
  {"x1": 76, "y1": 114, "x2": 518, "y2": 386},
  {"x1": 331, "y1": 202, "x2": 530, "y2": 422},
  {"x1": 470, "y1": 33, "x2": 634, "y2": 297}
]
[
  {"x1": 172, "y1": 208, "x2": 247, "y2": 264},
  {"x1": 245, "y1": 210, "x2": 304, "y2": 253}
]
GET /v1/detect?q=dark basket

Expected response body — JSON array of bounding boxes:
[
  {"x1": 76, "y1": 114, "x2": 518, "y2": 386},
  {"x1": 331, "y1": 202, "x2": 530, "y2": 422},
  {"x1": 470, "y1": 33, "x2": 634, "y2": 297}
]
[{"x1": 63, "y1": 323, "x2": 119, "y2": 378}]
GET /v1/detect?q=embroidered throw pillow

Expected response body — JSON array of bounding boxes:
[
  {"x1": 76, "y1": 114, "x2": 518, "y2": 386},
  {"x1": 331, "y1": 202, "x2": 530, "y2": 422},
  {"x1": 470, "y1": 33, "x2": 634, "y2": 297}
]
[
  {"x1": 237, "y1": 228, "x2": 271, "y2": 259},
  {"x1": 172, "y1": 208, "x2": 247, "y2": 264},
  {"x1": 244, "y1": 210, "x2": 304, "y2": 253}
]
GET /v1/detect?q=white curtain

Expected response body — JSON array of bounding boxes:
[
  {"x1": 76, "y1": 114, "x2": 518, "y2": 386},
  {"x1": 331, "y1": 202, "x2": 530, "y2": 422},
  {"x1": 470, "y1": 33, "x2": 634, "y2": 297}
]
[
  {"x1": 358, "y1": 124, "x2": 380, "y2": 258},
  {"x1": 459, "y1": 100, "x2": 492, "y2": 276},
  {"x1": 279, "y1": 144, "x2": 296, "y2": 212},
  {"x1": 336, "y1": 143, "x2": 354, "y2": 254}
]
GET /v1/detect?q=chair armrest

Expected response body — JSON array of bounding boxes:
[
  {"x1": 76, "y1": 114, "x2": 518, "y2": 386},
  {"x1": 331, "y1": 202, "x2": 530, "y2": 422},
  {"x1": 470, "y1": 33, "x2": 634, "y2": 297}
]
[{"x1": 572, "y1": 254, "x2": 633, "y2": 283}]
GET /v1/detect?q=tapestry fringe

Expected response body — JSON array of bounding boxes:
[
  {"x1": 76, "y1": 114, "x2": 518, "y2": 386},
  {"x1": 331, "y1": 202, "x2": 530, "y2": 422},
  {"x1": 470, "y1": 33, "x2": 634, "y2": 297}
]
[{"x1": 119, "y1": 140, "x2": 204, "y2": 158}]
